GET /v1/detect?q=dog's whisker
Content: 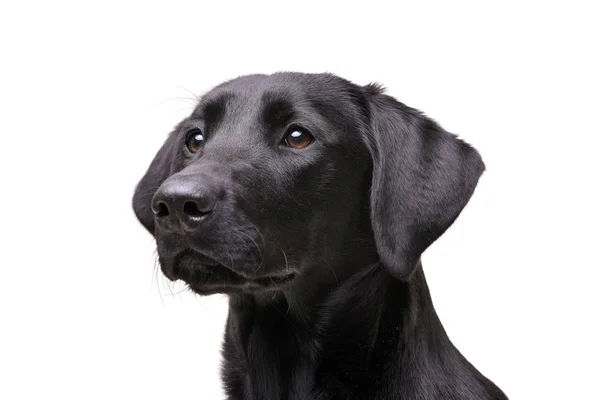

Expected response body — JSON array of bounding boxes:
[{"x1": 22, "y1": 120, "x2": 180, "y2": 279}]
[
  {"x1": 174, "y1": 106, "x2": 196, "y2": 114},
  {"x1": 231, "y1": 229, "x2": 264, "y2": 273},
  {"x1": 152, "y1": 252, "x2": 166, "y2": 307},
  {"x1": 177, "y1": 85, "x2": 201, "y2": 102},
  {"x1": 149, "y1": 96, "x2": 200, "y2": 108},
  {"x1": 248, "y1": 222, "x2": 266, "y2": 272},
  {"x1": 271, "y1": 295, "x2": 298, "y2": 330},
  {"x1": 326, "y1": 260, "x2": 339, "y2": 286},
  {"x1": 223, "y1": 243, "x2": 235, "y2": 271},
  {"x1": 165, "y1": 276, "x2": 176, "y2": 298},
  {"x1": 248, "y1": 221, "x2": 266, "y2": 248},
  {"x1": 285, "y1": 291, "x2": 294, "y2": 316},
  {"x1": 230, "y1": 230, "x2": 262, "y2": 261},
  {"x1": 164, "y1": 285, "x2": 190, "y2": 296},
  {"x1": 281, "y1": 247, "x2": 290, "y2": 275}
]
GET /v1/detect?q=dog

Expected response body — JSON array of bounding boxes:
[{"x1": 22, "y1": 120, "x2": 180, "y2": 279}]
[{"x1": 132, "y1": 72, "x2": 507, "y2": 399}]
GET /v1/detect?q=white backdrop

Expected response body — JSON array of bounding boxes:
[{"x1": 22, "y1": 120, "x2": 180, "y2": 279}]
[{"x1": 1, "y1": 1, "x2": 598, "y2": 399}]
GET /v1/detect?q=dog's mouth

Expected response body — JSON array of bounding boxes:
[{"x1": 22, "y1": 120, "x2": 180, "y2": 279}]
[{"x1": 160, "y1": 250, "x2": 298, "y2": 294}]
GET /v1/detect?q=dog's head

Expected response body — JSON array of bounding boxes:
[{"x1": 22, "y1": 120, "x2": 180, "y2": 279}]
[{"x1": 133, "y1": 73, "x2": 484, "y2": 295}]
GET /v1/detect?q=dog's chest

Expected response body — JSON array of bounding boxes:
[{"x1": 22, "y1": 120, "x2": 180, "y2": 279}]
[{"x1": 223, "y1": 326, "x2": 394, "y2": 400}]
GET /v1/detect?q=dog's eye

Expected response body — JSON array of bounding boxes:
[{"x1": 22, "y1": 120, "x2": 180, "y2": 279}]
[
  {"x1": 185, "y1": 129, "x2": 204, "y2": 153},
  {"x1": 284, "y1": 128, "x2": 314, "y2": 149}
]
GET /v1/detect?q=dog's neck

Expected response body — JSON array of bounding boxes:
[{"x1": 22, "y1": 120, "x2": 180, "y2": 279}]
[{"x1": 223, "y1": 262, "x2": 504, "y2": 399}]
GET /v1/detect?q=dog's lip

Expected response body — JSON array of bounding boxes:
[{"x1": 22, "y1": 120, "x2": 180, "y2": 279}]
[
  {"x1": 200, "y1": 263, "x2": 298, "y2": 288},
  {"x1": 159, "y1": 250, "x2": 220, "y2": 281},
  {"x1": 165, "y1": 250, "x2": 299, "y2": 291}
]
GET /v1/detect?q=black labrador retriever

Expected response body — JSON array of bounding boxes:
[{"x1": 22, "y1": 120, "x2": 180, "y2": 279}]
[{"x1": 132, "y1": 72, "x2": 507, "y2": 399}]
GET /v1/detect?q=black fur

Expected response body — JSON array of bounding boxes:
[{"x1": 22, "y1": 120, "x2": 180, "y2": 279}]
[{"x1": 132, "y1": 72, "x2": 507, "y2": 399}]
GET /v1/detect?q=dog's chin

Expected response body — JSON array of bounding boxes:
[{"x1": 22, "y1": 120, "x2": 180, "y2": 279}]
[{"x1": 159, "y1": 249, "x2": 298, "y2": 295}]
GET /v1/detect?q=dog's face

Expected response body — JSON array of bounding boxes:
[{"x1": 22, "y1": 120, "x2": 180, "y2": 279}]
[{"x1": 133, "y1": 73, "x2": 485, "y2": 295}]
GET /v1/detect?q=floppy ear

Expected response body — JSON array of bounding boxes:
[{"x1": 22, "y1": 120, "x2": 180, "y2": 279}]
[
  {"x1": 363, "y1": 85, "x2": 485, "y2": 281},
  {"x1": 132, "y1": 129, "x2": 180, "y2": 234}
]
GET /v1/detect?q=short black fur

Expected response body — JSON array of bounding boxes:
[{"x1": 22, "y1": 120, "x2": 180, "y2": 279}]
[{"x1": 132, "y1": 72, "x2": 507, "y2": 399}]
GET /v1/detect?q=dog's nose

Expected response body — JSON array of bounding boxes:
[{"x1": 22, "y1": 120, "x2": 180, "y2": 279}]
[{"x1": 151, "y1": 178, "x2": 218, "y2": 232}]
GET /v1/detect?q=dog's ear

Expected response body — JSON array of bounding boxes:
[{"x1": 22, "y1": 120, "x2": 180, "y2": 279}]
[
  {"x1": 363, "y1": 84, "x2": 485, "y2": 281},
  {"x1": 132, "y1": 129, "x2": 180, "y2": 234}
]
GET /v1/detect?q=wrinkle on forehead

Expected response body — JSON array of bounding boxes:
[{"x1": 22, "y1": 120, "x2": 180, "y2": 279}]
[{"x1": 260, "y1": 93, "x2": 295, "y2": 129}]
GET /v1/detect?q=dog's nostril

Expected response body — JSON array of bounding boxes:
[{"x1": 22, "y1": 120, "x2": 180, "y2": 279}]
[
  {"x1": 183, "y1": 201, "x2": 207, "y2": 217},
  {"x1": 156, "y1": 202, "x2": 170, "y2": 217}
]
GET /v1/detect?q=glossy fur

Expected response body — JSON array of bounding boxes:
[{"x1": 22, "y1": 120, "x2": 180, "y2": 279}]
[{"x1": 132, "y1": 72, "x2": 507, "y2": 399}]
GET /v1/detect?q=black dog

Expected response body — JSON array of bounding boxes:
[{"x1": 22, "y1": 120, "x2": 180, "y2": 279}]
[{"x1": 133, "y1": 72, "x2": 507, "y2": 399}]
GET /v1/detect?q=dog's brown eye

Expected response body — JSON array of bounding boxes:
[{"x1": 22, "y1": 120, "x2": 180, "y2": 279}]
[
  {"x1": 284, "y1": 128, "x2": 314, "y2": 149},
  {"x1": 185, "y1": 129, "x2": 204, "y2": 153}
]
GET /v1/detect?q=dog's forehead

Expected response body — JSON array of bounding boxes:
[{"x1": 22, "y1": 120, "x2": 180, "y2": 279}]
[
  {"x1": 208, "y1": 73, "x2": 341, "y2": 95},
  {"x1": 198, "y1": 74, "x2": 304, "y2": 112},
  {"x1": 191, "y1": 73, "x2": 364, "y2": 136},
  {"x1": 197, "y1": 73, "x2": 355, "y2": 112}
]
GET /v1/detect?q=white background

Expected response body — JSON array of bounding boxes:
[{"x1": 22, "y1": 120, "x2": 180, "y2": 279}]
[{"x1": 1, "y1": 1, "x2": 599, "y2": 399}]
